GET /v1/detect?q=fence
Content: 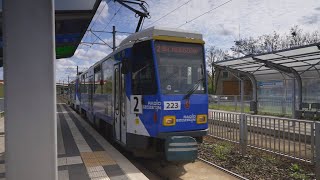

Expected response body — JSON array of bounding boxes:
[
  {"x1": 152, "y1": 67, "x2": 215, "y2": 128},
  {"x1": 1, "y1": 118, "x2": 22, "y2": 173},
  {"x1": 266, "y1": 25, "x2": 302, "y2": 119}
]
[{"x1": 208, "y1": 110, "x2": 319, "y2": 165}]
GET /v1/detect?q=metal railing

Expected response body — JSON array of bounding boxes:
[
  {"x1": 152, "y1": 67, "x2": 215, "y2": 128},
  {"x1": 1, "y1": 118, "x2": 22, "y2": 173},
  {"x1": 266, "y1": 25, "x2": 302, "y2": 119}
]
[{"x1": 208, "y1": 110, "x2": 316, "y2": 163}]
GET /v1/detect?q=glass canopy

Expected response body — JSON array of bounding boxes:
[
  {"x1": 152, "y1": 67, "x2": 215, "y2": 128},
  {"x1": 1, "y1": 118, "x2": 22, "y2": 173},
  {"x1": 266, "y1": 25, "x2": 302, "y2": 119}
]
[{"x1": 216, "y1": 43, "x2": 320, "y2": 76}]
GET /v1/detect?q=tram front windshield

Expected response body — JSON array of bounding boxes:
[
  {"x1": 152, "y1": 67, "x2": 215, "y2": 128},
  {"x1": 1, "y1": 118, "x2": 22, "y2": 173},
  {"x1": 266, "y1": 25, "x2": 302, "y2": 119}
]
[{"x1": 155, "y1": 41, "x2": 206, "y2": 95}]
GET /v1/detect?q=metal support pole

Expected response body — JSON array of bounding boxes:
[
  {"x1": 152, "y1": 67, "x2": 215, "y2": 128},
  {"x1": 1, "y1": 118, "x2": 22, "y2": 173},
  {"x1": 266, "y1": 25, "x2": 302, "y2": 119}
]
[
  {"x1": 241, "y1": 79, "x2": 244, "y2": 113},
  {"x1": 234, "y1": 95, "x2": 237, "y2": 112},
  {"x1": 63, "y1": 80, "x2": 65, "y2": 98},
  {"x1": 240, "y1": 114, "x2": 247, "y2": 155},
  {"x1": 3, "y1": 0, "x2": 57, "y2": 179},
  {"x1": 281, "y1": 99, "x2": 286, "y2": 115},
  {"x1": 112, "y1": 26, "x2": 116, "y2": 52},
  {"x1": 315, "y1": 122, "x2": 320, "y2": 180},
  {"x1": 240, "y1": 79, "x2": 247, "y2": 155},
  {"x1": 77, "y1": 65, "x2": 79, "y2": 75},
  {"x1": 292, "y1": 79, "x2": 296, "y2": 119},
  {"x1": 291, "y1": 69, "x2": 302, "y2": 110}
]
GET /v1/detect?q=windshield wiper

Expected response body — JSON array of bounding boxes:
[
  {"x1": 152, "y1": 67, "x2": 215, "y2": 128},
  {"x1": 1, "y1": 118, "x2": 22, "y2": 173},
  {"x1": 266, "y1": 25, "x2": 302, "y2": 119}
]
[
  {"x1": 161, "y1": 70, "x2": 180, "y2": 85},
  {"x1": 183, "y1": 78, "x2": 205, "y2": 100}
]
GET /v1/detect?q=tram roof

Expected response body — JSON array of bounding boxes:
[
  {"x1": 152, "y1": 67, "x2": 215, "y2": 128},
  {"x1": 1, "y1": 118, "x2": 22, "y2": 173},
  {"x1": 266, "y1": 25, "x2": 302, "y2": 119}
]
[
  {"x1": 0, "y1": 0, "x2": 102, "y2": 67},
  {"x1": 120, "y1": 26, "x2": 204, "y2": 47}
]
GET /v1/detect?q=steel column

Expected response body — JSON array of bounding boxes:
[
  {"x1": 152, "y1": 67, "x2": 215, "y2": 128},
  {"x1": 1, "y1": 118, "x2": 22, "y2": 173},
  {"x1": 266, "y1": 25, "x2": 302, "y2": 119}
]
[
  {"x1": 315, "y1": 122, "x2": 320, "y2": 180},
  {"x1": 3, "y1": 0, "x2": 57, "y2": 179}
]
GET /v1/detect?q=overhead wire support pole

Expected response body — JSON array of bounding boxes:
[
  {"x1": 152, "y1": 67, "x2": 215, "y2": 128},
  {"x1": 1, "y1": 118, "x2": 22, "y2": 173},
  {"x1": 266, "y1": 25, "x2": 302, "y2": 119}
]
[{"x1": 113, "y1": 26, "x2": 116, "y2": 51}]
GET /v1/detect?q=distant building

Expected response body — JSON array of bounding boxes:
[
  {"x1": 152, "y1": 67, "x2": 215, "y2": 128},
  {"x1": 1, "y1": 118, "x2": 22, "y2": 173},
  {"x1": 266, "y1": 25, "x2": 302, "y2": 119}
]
[{"x1": 214, "y1": 69, "x2": 252, "y2": 96}]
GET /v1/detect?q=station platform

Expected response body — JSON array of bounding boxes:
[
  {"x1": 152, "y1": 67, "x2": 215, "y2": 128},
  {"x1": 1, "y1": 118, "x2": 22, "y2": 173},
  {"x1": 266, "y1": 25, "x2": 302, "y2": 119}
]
[
  {"x1": 56, "y1": 102, "x2": 148, "y2": 180},
  {"x1": 0, "y1": 102, "x2": 148, "y2": 180}
]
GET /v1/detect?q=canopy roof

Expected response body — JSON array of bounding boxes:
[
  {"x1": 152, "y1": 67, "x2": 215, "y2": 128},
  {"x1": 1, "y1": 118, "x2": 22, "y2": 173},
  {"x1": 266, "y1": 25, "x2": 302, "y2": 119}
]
[
  {"x1": 0, "y1": 0, "x2": 102, "y2": 66},
  {"x1": 216, "y1": 43, "x2": 320, "y2": 76}
]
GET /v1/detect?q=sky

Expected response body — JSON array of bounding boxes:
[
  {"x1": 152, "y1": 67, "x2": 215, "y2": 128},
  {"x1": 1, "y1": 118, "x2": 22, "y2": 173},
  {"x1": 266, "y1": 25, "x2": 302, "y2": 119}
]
[{"x1": 2, "y1": 0, "x2": 320, "y2": 82}]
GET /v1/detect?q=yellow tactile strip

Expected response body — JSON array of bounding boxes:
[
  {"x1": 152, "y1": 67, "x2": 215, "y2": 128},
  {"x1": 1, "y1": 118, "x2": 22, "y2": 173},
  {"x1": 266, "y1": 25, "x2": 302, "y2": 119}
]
[{"x1": 81, "y1": 151, "x2": 116, "y2": 167}]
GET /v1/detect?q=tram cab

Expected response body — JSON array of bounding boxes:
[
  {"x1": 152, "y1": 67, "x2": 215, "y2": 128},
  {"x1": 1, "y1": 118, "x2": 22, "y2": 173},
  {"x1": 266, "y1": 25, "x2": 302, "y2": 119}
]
[{"x1": 79, "y1": 27, "x2": 208, "y2": 161}]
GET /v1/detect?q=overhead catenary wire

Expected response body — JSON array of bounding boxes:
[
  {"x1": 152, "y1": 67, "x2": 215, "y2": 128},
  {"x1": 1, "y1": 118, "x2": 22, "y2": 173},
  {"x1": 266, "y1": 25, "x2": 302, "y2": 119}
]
[
  {"x1": 177, "y1": 0, "x2": 233, "y2": 28},
  {"x1": 145, "y1": 0, "x2": 192, "y2": 28},
  {"x1": 97, "y1": 5, "x2": 123, "y2": 32},
  {"x1": 83, "y1": 4, "x2": 123, "y2": 57},
  {"x1": 82, "y1": 1, "x2": 110, "y2": 45},
  {"x1": 86, "y1": 30, "x2": 133, "y2": 34},
  {"x1": 89, "y1": 2, "x2": 108, "y2": 30}
]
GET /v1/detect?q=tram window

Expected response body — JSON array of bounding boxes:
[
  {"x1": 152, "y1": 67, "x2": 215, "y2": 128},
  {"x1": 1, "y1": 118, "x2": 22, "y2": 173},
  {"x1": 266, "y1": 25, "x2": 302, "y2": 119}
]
[
  {"x1": 102, "y1": 60, "x2": 113, "y2": 94},
  {"x1": 94, "y1": 71, "x2": 102, "y2": 94},
  {"x1": 131, "y1": 41, "x2": 157, "y2": 95}
]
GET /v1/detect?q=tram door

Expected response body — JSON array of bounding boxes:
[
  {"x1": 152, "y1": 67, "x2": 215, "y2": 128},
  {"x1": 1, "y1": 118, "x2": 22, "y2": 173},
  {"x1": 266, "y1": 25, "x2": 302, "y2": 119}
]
[
  {"x1": 114, "y1": 63, "x2": 127, "y2": 144},
  {"x1": 88, "y1": 76, "x2": 94, "y2": 110}
]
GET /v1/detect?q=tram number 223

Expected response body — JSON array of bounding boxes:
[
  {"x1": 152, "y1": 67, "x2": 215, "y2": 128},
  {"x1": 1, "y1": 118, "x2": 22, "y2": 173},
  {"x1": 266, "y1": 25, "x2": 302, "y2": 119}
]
[
  {"x1": 164, "y1": 101, "x2": 181, "y2": 110},
  {"x1": 130, "y1": 95, "x2": 142, "y2": 114}
]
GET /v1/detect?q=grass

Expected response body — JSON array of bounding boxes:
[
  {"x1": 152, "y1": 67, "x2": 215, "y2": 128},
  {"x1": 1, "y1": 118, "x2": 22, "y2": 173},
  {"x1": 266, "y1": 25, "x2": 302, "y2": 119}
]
[
  {"x1": 212, "y1": 141, "x2": 233, "y2": 160},
  {"x1": 290, "y1": 163, "x2": 310, "y2": 180},
  {"x1": 209, "y1": 104, "x2": 294, "y2": 118},
  {"x1": 199, "y1": 136, "x2": 315, "y2": 179}
]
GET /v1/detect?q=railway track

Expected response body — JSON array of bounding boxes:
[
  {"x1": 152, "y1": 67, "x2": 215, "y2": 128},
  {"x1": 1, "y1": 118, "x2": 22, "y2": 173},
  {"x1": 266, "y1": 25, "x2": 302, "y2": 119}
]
[
  {"x1": 197, "y1": 157, "x2": 248, "y2": 180},
  {"x1": 76, "y1": 105, "x2": 244, "y2": 180},
  {"x1": 127, "y1": 155, "x2": 245, "y2": 180}
]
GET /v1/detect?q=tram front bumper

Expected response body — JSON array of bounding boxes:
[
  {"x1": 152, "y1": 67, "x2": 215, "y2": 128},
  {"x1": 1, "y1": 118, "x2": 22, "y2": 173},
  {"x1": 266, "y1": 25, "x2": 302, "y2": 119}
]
[
  {"x1": 157, "y1": 129, "x2": 207, "y2": 139},
  {"x1": 165, "y1": 136, "x2": 198, "y2": 162}
]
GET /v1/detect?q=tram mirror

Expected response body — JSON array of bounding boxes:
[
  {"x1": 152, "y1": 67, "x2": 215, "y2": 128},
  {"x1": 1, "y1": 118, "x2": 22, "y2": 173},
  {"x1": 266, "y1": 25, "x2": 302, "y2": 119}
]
[{"x1": 121, "y1": 59, "x2": 131, "y2": 74}]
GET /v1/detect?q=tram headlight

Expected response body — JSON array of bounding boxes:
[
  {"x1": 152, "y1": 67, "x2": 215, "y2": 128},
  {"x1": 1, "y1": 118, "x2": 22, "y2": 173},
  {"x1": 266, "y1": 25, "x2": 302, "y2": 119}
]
[
  {"x1": 163, "y1": 116, "x2": 176, "y2": 126},
  {"x1": 197, "y1": 114, "x2": 207, "y2": 124}
]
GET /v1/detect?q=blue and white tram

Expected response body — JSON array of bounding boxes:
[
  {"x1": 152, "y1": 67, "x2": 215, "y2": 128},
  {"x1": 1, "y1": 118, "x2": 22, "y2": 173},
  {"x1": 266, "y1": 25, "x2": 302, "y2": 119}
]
[{"x1": 72, "y1": 27, "x2": 208, "y2": 161}]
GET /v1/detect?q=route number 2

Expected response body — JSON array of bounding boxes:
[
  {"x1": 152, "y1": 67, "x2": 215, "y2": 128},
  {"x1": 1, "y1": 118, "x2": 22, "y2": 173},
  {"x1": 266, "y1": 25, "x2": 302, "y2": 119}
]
[{"x1": 130, "y1": 95, "x2": 142, "y2": 114}]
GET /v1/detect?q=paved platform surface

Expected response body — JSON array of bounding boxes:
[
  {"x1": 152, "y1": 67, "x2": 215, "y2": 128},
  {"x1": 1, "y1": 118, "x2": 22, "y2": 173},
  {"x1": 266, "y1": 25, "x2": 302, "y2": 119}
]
[
  {"x1": 0, "y1": 103, "x2": 147, "y2": 180},
  {"x1": 57, "y1": 103, "x2": 148, "y2": 180}
]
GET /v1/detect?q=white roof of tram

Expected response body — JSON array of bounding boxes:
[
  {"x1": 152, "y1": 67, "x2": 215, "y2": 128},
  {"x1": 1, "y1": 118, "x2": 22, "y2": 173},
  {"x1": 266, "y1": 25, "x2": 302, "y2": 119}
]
[
  {"x1": 215, "y1": 43, "x2": 320, "y2": 76},
  {"x1": 120, "y1": 26, "x2": 203, "y2": 46}
]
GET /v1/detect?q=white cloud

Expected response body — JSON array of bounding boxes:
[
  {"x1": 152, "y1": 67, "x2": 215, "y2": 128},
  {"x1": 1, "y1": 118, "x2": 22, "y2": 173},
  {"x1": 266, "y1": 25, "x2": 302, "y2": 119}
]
[
  {"x1": 53, "y1": 0, "x2": 320, "y2": 82},
  {"x1": 89, "y1": 1, "x2": 110, "y2": 27},
  {"x1": 143, "y1": 0, "x2": 320, "y2": 49}
]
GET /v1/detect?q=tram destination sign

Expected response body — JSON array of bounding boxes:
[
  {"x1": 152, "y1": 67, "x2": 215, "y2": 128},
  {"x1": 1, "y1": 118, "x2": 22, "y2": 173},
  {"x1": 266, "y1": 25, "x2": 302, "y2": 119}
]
[{"x1": 156, "y1": 41, "x2": 203, "y2": 58}]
